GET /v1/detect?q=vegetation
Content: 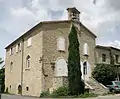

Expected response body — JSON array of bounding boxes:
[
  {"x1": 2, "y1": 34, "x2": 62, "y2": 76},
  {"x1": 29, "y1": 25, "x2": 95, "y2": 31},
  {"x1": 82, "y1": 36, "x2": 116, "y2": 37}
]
[
  {"x1": 68, "y1": 24, "x2": 84, "y2": 95},
  {"x1": 92, "y1": 64, "x2": 117, "y2": 85},
  {"x1": 0, "y1": 58, "x2": 4, "y2": 65},
  {"x1": 0, "y1": 58, "x2": 5, "y2": 93},
  {"x1": 0, "y1": 68, "x2": 5, "y2": 93},
  {"x1": 40, "y1": 87, "x2": 97, "y2": 98},
  {"x1": 51, "y1": 87, "x2": 68, "y2": 97},
  {"x1": 78, "y1": 92, "x2": 98, "y2": 98},
  {"x1": 40, "y1": 91, "x2": 50, "y2": 98}
]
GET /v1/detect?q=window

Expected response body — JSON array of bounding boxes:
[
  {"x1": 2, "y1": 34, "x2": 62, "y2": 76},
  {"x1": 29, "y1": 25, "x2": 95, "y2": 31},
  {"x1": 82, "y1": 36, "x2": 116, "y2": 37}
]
[
  {"x1": 55, "y1": 58, "x2": 68, "y2": 76},
  {"x1": 18, "y1": 85, "x2": 22, "y2": 94},
  {"x1": 83, "y1": 61, "x2": 87, "y2": 75},
  {"x1": 10, "y1": 48, "x2": 13, "y2": 55},
  {"x1": 26, "y1": 55, "x2": 31, "y2": 68},
  {"x1": 115, "y1": 55, "x2": 119, "y2": 63},
  {"x1": 18, "y1": 43, "x2": 21, "y2": 51},
  {"x1": 10, "y1": 85, "x2": 11, "y2": 89},
  {"x1": 10, "y1": 62, "x2": 13, "y2": 72},
  {"x1": 83, "y1": 43, "x2": 89, "y2": 56},
  {"x1": 102, "y1": 54, "x2": 106, "y2": 62},
  {"x1": 26, "y1": 86, "x2": 29, "y2": 91},
  {"x1": 16, "y1": 43, "x2": 21, "y2": 53},
  {"x1": 27, "y1": 37, "x2": 32, "y2": 47},
  {"x1": 57, "y1": 37, "x2": 65, "y2": 51}
]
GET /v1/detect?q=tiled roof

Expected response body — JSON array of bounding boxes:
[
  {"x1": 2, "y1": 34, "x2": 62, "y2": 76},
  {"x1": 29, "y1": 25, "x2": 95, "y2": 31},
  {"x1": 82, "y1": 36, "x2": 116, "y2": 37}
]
[
  {"x1": 5, "y1": 20, "x2": 97, "y2": 49},
  {"x1": 96, "y1": 45, "x2": 120, "y2": 51}
]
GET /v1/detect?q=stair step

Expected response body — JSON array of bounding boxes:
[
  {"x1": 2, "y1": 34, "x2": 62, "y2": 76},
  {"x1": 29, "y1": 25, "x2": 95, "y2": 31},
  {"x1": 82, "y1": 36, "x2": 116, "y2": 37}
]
[{"x1": 85, "y1": 78, "x2": 109, "y2": 95}]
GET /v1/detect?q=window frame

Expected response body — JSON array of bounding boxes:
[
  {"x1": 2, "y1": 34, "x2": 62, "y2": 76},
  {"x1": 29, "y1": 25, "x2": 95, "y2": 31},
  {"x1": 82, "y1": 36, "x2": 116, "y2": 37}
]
[
  {"x1": 10, "y1": 47, "x2": 13, "y2": 55},
  {"x1": 102, "y1": 54, "x2": 106, "y2": 62},
  {"x1": 26, "y1": 55, "x2": 31, "y2": 69},
  {"x1": 26, "y1": 86, "x2": 29, "y2": 91},
  {"x1": 55, "y1": 58, "x2": 68, "y2": 77},
  {"x1": 10, "y1": 62, "x2": 13, "y2": 72},
  {"x1": 16, "y1": 43, "x2": 21, "y2": 53},
  {"x1": 115, "y1": 55, "x2": 119, "y2": 63},
  {"x1": 18, "y1": 43, "x2": 21, "y2": 52},
  {"x1": 57, "y1": 37, "x2": 65, "y2": 51},
  {"x1": 27, "y1": 37, "x2": 32, "y2": 47},
  {"x1": 83, "y1": 61, "x2": 87, "y2": 75},
  {"x1": 83, "y1": 43, "x2": 89, "y2": 56}
]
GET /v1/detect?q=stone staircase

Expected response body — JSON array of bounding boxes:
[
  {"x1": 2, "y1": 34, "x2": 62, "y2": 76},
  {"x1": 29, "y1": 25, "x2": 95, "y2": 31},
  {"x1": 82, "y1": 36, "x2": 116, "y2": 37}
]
[{"x1": 85, "y1": 77, "x2": 109, "y2": 95}]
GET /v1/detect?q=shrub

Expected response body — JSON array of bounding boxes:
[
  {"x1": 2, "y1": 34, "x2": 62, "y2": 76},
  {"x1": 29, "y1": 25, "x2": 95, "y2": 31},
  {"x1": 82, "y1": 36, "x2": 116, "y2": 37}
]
[
  {"x1": 92, "y1": 64, "x2": 117, "y2": 85},
  {"x1": 0, "y1": 68, "x2": 5, "y2": 93},
  {"x1": 40, "y1": 91, "x2": 50, "y2": 97},
  {"x1": 51, "y1": 87, "x2": 68, "y2": 97},
  {"x1": 78, "y1": 92, "x2": 98, "y2": 98}
]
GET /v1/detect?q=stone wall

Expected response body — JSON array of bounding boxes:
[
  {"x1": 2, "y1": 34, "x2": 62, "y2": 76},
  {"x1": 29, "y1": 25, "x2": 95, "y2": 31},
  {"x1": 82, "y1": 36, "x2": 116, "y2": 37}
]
[
  {"x1": 42, "y1": 21, "x2": 96, "y2": 90},
  {"x1": 95, "y1": 48, "x2": 110, "y2": 64},
  {"x1": 52, "y1": 76, "x2": 68, "y2": 90}
]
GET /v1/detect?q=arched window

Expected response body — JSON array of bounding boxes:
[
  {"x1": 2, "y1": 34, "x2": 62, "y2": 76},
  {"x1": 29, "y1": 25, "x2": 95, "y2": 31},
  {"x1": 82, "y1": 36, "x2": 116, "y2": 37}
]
[
  {"x1": 10, "y1": 62, "x2": 13, "y2": 72},
  {"x1": 57, "y1": 37, "x2": 65, "y2": 51},
  {"x1": 26, "y1": 86, "x2": 29, "y2": 91},
  {"x1": 83, "y1": 61, "x2": 87, "y2": 75},
  {"x1": 55, "y1": 58, "x2": 68, "y2": 76},
  {"x1": 26, "y1": 55, "x2": 31, "y2": 68},
  {"x1": 83, "y1": 43, "x2": 89, "y2": 56},
  {"x1": 10, "y1": 85, "x2": 11, "y2": 89},
  {"x1": 18, "y1": 85, "x2": 22, "y2": 94}
]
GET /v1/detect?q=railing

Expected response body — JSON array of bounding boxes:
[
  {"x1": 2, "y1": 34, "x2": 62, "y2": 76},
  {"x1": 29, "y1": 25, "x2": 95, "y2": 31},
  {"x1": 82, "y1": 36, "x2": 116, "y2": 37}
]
[
  {"x1": 90, "y1": 77, "x2": 108, "y2": 89},
  {"x1": 85, "y1": 82, "x2": 94, "y2": 90}
]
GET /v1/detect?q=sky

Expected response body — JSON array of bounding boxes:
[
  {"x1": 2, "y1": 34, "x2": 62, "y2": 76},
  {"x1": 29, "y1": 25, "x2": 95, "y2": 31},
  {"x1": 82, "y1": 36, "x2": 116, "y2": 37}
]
[{"x1": 0, "y1": 0, "x2": 120, "y2": 60}]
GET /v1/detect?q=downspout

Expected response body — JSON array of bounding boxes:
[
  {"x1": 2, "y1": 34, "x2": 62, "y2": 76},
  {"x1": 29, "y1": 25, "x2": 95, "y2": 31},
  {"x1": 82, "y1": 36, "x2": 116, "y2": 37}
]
[{"x1": 21, "y1": 37, "x2": 24, "y2": 95}]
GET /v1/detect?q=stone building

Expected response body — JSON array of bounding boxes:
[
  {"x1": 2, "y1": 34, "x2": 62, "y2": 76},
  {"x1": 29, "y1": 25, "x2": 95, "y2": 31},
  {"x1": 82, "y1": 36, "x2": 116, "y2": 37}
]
[
  {"x1": 5, "y1": 7, "x2": 119, "y2": 96},
  {"x1": 96, "y1": 45, "x2": 120, "y2": 65},
  {"x1": 96, "y1": 45, "x2": 120, "y2": 80}
]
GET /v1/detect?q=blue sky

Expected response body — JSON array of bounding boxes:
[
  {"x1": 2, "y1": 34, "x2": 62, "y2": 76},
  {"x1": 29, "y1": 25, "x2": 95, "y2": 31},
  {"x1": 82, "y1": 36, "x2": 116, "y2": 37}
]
[{"x1": 0, "y1": 0, "x2": 120, "y2": 59}]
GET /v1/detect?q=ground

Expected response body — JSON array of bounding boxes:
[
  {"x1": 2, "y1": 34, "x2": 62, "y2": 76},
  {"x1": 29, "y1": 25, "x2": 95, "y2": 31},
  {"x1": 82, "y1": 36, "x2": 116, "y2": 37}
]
[{"x1": 1, "y1": 94, "x2": 120, "y2": 99}]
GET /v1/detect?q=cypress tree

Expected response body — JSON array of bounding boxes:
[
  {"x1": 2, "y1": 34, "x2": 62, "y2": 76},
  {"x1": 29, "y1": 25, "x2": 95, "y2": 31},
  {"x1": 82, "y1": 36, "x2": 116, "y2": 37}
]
[{"x1": 68, "y1": 24, "x2": 84, "y2": 95}]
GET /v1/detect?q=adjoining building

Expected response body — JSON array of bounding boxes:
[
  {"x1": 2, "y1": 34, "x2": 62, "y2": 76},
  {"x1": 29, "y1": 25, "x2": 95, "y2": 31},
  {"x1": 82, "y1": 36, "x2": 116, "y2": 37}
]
[
  {"x1": 4, "y1": 7, "x2": 120, "y2": 96},
  {"x1": 96, "y1": 45, "x2": 120, "y2": 80}
]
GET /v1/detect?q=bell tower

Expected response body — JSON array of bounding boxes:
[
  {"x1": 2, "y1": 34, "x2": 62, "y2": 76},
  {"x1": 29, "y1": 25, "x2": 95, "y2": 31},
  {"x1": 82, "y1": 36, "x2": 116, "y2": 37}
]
[{"x1": 67, "y1": 7, "x2": 80, "y2": 21}]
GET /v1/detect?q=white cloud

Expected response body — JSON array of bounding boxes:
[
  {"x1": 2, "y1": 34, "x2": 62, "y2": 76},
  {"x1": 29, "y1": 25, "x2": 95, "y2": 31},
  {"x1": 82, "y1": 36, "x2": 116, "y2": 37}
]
[
  {"x1": 11, "y1": 7, "x2": 35, "y2": 17},
  {"x1": 98, "y1": 40, "x2": 120, "y2": 49},
  {"x1": 1, "y1": 0, "x2": 120, "y2": 58},
  {"x1": 108, "y1": 40, "x2": 120, "y2": 49}
]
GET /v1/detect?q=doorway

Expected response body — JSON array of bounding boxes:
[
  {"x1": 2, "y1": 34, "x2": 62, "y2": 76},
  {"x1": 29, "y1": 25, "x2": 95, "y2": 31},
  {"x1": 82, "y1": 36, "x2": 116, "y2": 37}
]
[{"x1": 18, "y1": 85, "x2": 22, "y2": 94}]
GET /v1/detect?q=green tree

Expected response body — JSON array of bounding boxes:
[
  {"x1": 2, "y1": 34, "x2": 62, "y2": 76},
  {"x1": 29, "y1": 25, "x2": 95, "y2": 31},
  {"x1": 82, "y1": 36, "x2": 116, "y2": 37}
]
[
  {"x1": 0, "y1": 58, "x2": 5, "y2": 93},
  {"x1": 0, "y1": 58, "x2": 4, "y2": 64},
  {"x1": 92, "y1": 64, "x2": 117, "y2": 85},
  {"x1": 68, "y1": 24, "x2": 84, "y2": 95}
]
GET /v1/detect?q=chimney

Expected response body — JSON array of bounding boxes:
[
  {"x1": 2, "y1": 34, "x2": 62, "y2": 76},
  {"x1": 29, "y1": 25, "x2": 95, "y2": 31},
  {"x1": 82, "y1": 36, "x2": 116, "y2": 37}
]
[{"x1": 67, "y1": 7, "x2": 80, "y2": 21}]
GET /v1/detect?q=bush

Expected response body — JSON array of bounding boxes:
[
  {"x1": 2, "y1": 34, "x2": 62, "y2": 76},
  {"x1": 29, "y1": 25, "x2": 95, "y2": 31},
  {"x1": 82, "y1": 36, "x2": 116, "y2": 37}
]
[
  {"x1": 40, "y1": 87, "x2": 98, "y2": 98},
  {"x1": 40, "y1": 91, "x2": 50, "y2": 97},
  {"x1": 51, "y1": 87, "x2": 68, "y2": 97},
  {"x1": 78, "y1": 92, "x2": 98, "y2": 98},
  {"x1": 92, "y1": 64, "x2": 117, "y2": 85},
  {"x1": 0, "y1": 68, "x2": 5, "y2": 93}
]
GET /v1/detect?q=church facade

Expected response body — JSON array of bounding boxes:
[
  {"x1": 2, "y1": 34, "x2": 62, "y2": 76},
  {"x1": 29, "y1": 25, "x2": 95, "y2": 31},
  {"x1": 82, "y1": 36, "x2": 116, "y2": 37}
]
[{"x1": 5, "y1": 7, "x2": 120, "y2": 96}]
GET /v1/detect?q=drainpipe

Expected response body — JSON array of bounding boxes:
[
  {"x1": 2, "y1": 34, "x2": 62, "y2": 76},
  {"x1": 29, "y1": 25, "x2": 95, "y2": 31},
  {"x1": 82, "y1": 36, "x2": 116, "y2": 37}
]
[{"x1": 21, "y1": 37, "x2": 24, "y2": 95}]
